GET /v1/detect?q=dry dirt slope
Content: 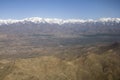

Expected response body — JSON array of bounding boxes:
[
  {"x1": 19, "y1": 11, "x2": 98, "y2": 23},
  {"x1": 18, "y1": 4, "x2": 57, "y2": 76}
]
[{"x1": 1, "y1": 51, "x2": 120, "y2": 80}]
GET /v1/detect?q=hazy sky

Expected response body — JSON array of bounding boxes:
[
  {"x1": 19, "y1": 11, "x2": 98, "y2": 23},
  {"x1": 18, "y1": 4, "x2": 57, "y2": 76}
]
[{"x1": 0, "y1": 0, "x2": 120, "y2": 19}]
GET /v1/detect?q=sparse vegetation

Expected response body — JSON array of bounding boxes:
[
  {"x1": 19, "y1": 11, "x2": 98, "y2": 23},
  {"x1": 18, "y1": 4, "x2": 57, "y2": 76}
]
[
  {"x1": 0, "y1": 43, "x2": 120, "y2": 80},
  {"x1": 0, "y1": 22, "x2": 120, "y2": 80}
]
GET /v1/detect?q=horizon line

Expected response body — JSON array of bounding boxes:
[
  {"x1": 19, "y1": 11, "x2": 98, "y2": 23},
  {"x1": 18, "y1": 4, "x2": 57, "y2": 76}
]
[{"x1": 0, "y1": 17, "x2": 120, "y2": 20}]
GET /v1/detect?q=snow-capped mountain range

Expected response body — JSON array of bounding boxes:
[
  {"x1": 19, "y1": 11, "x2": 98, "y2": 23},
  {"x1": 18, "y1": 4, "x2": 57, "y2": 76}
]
[
  {"x1": 0, "y1": 17, "x2": 120, "y2": 25},
  {"x1": 0, "y1": 17, "x2": 120, "y2": 38}
]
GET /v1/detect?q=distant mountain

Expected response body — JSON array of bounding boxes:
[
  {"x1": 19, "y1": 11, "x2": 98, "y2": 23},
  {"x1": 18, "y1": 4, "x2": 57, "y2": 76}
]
[
  {"x1": 0, "y1": 18, "x2": 120, "y2": 80},
  {"x1": 0, "y1": 17, "x2": 120, "y2": 36},
  {"x1": 0, "y1": 17, "x2": 120, "y2": 25}
]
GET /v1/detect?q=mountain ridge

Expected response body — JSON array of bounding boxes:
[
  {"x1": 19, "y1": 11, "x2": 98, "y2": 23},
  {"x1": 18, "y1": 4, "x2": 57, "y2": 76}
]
[{"x1": 0, "y1": 17, "x2": 120, "y2": 25}]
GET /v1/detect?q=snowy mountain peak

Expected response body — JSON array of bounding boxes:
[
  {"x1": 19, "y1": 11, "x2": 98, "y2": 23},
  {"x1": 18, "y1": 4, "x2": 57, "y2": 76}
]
[
  {"x1": 0, "y1": 17, "x2": 120, "y2": 25},
  {"x1": 99, "y1": 18, "x2": 120, "y2": 23}
]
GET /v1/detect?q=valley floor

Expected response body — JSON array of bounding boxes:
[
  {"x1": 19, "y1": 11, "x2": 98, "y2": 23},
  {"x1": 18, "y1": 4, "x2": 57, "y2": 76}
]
[{"x1": 0, "y1": 43, "x2": 120, "y2": 80}]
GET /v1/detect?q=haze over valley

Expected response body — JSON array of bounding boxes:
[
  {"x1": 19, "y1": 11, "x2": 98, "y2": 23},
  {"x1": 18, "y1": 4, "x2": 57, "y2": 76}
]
[
  {"x1": 0, "y1": 0, "x2": 120, "y2": 80},
  {"x1": 0, "y1": 17, "x2": 120, "y2": 80}
]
